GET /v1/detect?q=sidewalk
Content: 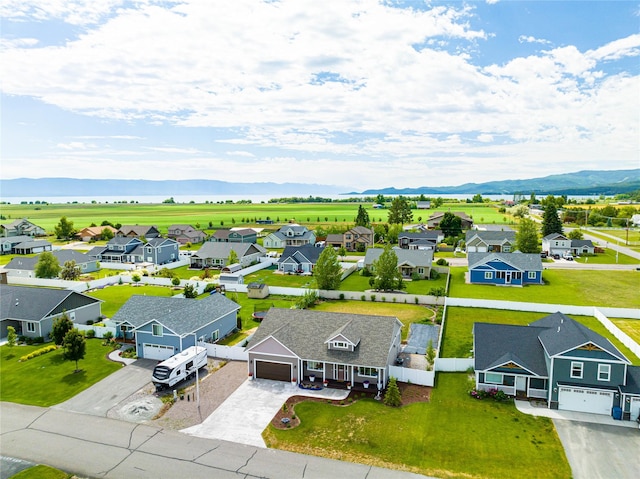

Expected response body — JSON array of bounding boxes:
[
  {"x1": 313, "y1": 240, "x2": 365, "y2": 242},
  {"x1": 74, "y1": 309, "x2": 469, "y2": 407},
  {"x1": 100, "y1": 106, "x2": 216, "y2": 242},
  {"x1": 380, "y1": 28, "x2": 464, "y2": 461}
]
[{"x1": 515, "y1": 399, "x2": 639, "y2": 429}]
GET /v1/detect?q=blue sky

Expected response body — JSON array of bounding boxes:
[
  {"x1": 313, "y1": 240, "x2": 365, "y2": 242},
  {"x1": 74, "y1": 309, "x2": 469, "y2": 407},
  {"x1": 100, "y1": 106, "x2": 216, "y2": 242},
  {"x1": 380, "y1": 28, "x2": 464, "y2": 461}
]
[{"x1": 1, "y1": 0, "x2": 638, "y2": 190}]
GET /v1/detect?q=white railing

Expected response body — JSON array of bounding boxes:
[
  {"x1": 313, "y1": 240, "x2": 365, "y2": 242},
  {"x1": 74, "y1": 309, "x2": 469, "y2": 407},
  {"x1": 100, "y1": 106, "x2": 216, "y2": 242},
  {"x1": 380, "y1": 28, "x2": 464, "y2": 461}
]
[
  {"x1": 529, "y1": 388, "x2": 548, "y2": 399},
  {"x1": 478, "y1": 383, "x2": 515, "y2": 396}
]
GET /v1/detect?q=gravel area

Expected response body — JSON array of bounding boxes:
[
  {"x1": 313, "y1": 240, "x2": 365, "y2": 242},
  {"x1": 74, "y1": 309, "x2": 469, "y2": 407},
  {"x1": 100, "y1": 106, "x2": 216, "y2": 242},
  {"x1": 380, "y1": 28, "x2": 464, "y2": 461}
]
[{"x1": 151, "y1": 359, "x2": 248, "y2": 430}]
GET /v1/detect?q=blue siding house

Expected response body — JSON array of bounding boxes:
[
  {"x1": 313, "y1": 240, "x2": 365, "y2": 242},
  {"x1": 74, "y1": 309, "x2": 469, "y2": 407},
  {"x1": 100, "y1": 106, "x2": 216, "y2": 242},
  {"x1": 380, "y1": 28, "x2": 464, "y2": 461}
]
[
  {"x1": 111, "y1": 293, "x2": 240, "y2": 360},
  {"x1": 468, "y1": 252, "x2": 543, "y2": 286},
  {"x1": 474, "y1": 312, "x2": 640, "y2": 421}
]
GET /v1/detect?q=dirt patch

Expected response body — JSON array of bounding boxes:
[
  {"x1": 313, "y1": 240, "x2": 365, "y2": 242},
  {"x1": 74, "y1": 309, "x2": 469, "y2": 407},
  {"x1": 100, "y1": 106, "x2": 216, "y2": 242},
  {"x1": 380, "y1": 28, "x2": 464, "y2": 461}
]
[{"x1": 271, "y1": 383, "x2": 431, "y2": 430}]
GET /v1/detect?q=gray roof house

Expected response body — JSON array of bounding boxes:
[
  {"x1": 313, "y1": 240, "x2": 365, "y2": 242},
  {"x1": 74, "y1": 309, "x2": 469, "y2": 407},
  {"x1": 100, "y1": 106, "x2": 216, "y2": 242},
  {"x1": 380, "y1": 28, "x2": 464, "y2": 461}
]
[
  {"x1": 570, "y1": 239, "x2": 595, "y2": 255},
  {"x1": 398, "y1": 231, "x2": 443, "y2": 250},
  {"x1": 167, "y1": 224, "x2": 206, "y2": 244},
  {"x1": 467, "y1": 252, "x2": 543, "y2": 286},
  {"x1": 4, "y1": 250, "x2": 99, "y2": 278},
  {"x1": 277, "y1": 245, "x2": 324, "y2": 274},
  {"x1": 190, "y1": 242, "x2": 266, "y2": 269},
  {"x1": 5, "y1": 238, "x2": 52, "y2": 255},
  {"x1": 263, "y1": 225, "x2": 316, "y2": 249},
  {"x1": 111, "y1": 293, "x2": 241, "y2": 360},
  {"x1": 542, "y1": 233, "x2": 571, "y2": 256},
  {"x1": 0, "y1": 218, "x2": 46, "y2": 237},
  {"x1": 246, "y1": 308, "x2": 403, "y2": 389},
  {"x1": 474, "y1": 312, "x2": 640, "y2": 421},
  {"x1": 0, "y1": 285, "x2": 102, "y2": 339},
  {"x1": 117, "y1": 225, "x2": 161, "y2": 239},
  {"x1": 364, "y1": 247, "x2": 433, "y2": 279},
  {"x1": 465, "y1": 230, "x2": 516, "y2": 253}
]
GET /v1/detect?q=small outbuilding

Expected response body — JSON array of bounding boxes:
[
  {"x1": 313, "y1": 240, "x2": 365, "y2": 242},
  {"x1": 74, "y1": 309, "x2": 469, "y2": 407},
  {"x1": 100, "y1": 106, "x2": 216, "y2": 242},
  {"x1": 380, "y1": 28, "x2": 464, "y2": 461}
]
[{"x1": 247, "y1": 282, "x2": 270, "y2": 299}]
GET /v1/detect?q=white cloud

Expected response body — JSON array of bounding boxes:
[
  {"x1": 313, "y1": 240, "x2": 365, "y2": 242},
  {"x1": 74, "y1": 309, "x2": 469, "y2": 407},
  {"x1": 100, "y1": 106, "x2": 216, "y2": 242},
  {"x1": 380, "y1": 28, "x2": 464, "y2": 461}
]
[{"x1": 518, "y1": 35, "x2": 550, "y2": 45}]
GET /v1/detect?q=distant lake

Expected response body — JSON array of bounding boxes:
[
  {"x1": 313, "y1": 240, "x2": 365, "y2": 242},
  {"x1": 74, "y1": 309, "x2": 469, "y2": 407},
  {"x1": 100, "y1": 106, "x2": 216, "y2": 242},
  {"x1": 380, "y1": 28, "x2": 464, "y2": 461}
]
[{"x1": 1, "y1": 193, "x2": 599, "y2": 205}]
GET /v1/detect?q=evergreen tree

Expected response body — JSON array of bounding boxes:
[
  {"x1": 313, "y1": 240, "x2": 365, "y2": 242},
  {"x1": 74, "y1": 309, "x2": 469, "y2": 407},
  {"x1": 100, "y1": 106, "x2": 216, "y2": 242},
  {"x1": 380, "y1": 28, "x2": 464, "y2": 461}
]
[
  {"x1": 439, "y1": 212, "x2": 462, "y2": 237},
  {"x1": 54, "y1": 216, "x2": 75, "y2": 240},
  {"x1": 63, "y1": 329, "x2": 86, "y2": 372},
  {"x1": 516, "y1": 218, "x2": 540, "y2": 253},
  {"x1": 372, "y1": 245, "x2": 402, "y2": 291},
  {"x1": 542, "y1": 200, "x2": 563, "y2": 237},
  {"x1": 387, "y1": 196, "x2": 413, "y2": 224},
  {"x1": 384, "y1": 377, "x2": 402, "y2": 407},
  {"x1": 35, "y1": 251, "x2": 61, "y2": 278},
  {"x1": 355, "y1": 205, "x2": 370, "y2": 227},
  {"x1": 314, "y1": 247, "x2": 342, "y2": 290},
  {"x1": 52, "y1": 312, "x2": 74, "y2": 345}
]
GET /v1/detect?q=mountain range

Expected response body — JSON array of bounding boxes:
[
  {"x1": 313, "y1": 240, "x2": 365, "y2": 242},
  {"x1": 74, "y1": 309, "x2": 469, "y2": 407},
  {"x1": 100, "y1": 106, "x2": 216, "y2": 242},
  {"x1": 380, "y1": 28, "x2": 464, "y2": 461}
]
[{"x1": 0, "y1": 169, "x2": 637, "y2": 198}]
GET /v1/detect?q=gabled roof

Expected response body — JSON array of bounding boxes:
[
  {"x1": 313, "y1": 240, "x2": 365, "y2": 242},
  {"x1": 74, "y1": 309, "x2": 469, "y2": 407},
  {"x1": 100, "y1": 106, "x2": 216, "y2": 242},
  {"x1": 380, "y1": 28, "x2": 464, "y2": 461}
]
[
  {"x1": 348, "y1": 226, "x2": 373, "y2": 235},
  {"x1": 532, "y1": 312, "x2": 628, "y2": 362},
  {"x1": 107, "y1": 236, "x2": 143, "y2": 246},
  {"x1": 399, "y1": 231, "x2": 441, "y2": 240},
  {"x1": 428, "y1": 211, "x2": 473, "y2": 221},
  {"x1": 4, "y1": 250, "x2": 96, "y2": 271},
  {"x1": 0, "y1": 235, "x2": 33, "y2": 245},
  {"x1": 13, "y1": 240, "x2": 51, "y2": 249},
  {"x1": 168, "y1": 224, "x2": 194, "y2": 231},
  {"x1": 620, "y1": 366, "x2": 640, "y2": 395},
  {"x1": 468, "y1": 252, "x2": 542, "y2": 271},
  {"x1": 192, "y1": 242, "x2": 265, "y2": 259},
  {"x1": 570, "y1": 239, "x2": 594, "y2": 248},
  {"x1": 111, "y1": 294, "x2": 240, "y2": 336},
  {"x1": 542, "y1": 233, "x2": 568, "y2": 241},
  {"x1": 248, "y1": 308, "x2": 401, "y2": 368},
  {"x1": 144, "y1": 237, "x2": 178, "y2": 248},
  {"x1": 278, "y1": 245, "x2": 324, "y2": 264},
  {"x1": 119, "y1": 225, "x2": 159, "y2": 236},
  {"x1": 364, "y1": 247, "x2": 433, "y2": 267},
  {"x1": 465, "y1": 230, "x2": 516, "y2": 245},
  {"x1": 0, "y1": 285, "x2": 101, "y2": 322}
]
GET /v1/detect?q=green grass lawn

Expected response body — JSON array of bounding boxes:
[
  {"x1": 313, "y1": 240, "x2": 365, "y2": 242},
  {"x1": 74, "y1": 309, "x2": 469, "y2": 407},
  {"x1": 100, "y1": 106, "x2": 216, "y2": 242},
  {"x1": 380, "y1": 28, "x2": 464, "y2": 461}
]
[
  {"x1": 8, "y1": 465, "x2": 70, "y2": 479},
  {"x1": 0, "y1": 339, "x2": 122, "y2": 406},
  {"x1": 243, "y1": 267, "x2": 318, "y2": 288},
  {"x1": 448, "y1": 267, "x2": 640, "y2": 308},
  {"x1": 225, "y1": 292, "x2": 299, "y2": 330},
  {"x1": 0, "y1": 253, "x2": 36, "y2": 265},
  {"x1": 264, "y1": 373, "x2": 570, "y2": 479},
  {"x1": 338, "y1": 270, "x2": 448, "y2": 295},
  {"x1": 441, "y1": 307, "x2": 640, "y2": 365},
  {"x1": 311, "y1": 300, "x2": 434, "y2": 341},
  {"x1": 573, "y1": 249, "x2": 638, "y2": 265},
  {"x1": 87, "y1": 284, "x2": 179, "y2": 317},
  {"x1": 610, "y1": 318, "x2": 640, "y2": 344}
]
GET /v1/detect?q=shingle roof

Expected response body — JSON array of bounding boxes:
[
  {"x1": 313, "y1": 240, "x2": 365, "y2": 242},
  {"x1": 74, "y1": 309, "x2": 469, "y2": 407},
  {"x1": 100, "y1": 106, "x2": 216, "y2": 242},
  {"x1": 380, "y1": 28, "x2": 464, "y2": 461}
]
[
  {"x1": 620, "y1": 366, "x2": 640, "y2": 395},
  {"x1": 0, "y1": 285, "x2": 100, "y2": 322},
  {"x1": 364, "y1": 247, "x2": 433, "y2": 267},
  {"x1": 278, "y1": 245, "x2": 324, "y2": 264},
  {"x1": 192, "y1": 242, "x2": 265, "y2": 259},
  {"x1": 5, "y1": 250, "x2": 95, "y2": 271},
  {"x1": 465, "y1": 230, "x2": 516, "y2": 244},
  {"x1": 570, "y1": 239, "x2": 594, "y2": 248},
  {"x1": 467, "y1": 252, "x2": 542, "y2": 271},
  {"x1": 532, "y1": 312, "x2": 628, "y2": 361},
  {"x1": 542, "y1": 233, "x2": 568, "y2": 241},
  {"x1": 248, "y1": 308, "x2": 401, "y2": 368},
  {"x1": 111, "y1": 293, "x2": 240, "y2": 336}
]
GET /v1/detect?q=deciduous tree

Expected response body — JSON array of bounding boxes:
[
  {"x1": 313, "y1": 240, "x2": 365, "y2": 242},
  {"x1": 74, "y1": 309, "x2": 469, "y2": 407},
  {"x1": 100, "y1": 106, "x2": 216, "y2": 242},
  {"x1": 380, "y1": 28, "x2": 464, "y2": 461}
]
[
  {"x1": 54, "y1": 216, "x2": 75, "y2": 240},
  {"x1": 60, "y1": 260, "x2": 81, "y2": 281},
  {"x1": 183, "y1": 283, "x2": 197, "y2": 298},
  {"x1": 7, "y1": 326, "x2": 17, "y2": 348},
  {"x1": 35, "y1": 251, "x2": 61, "y2": 278},
  {"x1": 567, "y1": 229, "x2": 584, "y2": 240},
  {"x1": 228, "y1": 249, "x2": 239, "y2": 265},
  {"x1": 516, "y1": 218, "x2": 540, "y2": 253},
  {"x1": 63, "y1": 329, "x2": 86, "y2": 372},
  {"x1": 314, "y1": 247, "x2": 342, "y2": 290},
  {"x1": 439, "y1": 212, "x2": 462, "y2": 237},
  {"x1": 387, "y1": 196, "x2": 413, "y2": 225},
  {"x1": 372, "y1": 245, "x2": 402, "y2": 291}
]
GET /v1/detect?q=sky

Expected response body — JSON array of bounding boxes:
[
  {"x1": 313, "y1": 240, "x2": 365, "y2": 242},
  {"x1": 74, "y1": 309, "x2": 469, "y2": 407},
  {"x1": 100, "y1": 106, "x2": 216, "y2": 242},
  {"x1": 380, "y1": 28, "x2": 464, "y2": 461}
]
[{"x1": 1, "y1": 0, "x2": 639, "y2": 191}]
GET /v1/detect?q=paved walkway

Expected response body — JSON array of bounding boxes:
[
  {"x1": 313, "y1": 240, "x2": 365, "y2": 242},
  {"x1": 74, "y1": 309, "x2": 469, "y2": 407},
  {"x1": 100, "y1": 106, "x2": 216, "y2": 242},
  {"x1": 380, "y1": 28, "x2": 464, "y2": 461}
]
[
  {"x1": 182, "y1": 379, "x2": 349, "y2": 447},
  {"x1": 515, "y1": 400, "x2": 639, "y2": 429}
]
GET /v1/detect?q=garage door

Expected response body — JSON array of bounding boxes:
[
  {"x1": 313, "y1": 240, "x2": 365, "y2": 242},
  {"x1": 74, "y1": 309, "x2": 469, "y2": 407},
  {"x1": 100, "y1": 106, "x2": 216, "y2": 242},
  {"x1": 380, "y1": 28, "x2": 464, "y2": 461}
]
[
  {"x1": 558, "y1": 387, "x2": 613, "y2": 415},
  {"x1": 143, "y1": 343, "x2": 174, "y2": 361},
  {"x1": 256, "y1": 361, "x2": 291, "y2": 381},
  {"x1": 630, "y1": 397, "x2": 640, "y2": 421}
]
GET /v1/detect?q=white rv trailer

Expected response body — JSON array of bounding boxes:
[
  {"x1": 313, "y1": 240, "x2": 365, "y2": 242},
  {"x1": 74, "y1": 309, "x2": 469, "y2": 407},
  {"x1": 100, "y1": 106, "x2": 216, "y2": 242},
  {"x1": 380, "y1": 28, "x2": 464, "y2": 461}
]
[{"x1": 152, "y1": 346, "x2": 207, "y2": 390}]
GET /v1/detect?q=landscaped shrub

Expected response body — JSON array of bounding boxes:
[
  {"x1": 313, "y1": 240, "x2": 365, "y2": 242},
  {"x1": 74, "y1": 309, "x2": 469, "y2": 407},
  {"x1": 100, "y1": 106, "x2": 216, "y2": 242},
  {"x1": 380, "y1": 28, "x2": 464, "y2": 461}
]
[
  {"x1": 469, "y1": 388, "x2": 509, "y2": 401},
  {"x1": 86, "y1": 329, "x2": 96, "y2": 339},
  {"x1": 370, "y1": 294, "x2": 376, "y2": 302},
  {"x1": 19, "y1": 344, "x2": 57, "y2": 362},
  {"x1": 203, "y1": 283, "x2": 218, "y2": 293},
  {"x1": 361, "y1": 295, "x2": 366, "y2": 301},
  {"x1": 339, "y1": 293, "x2": 345, "y2": 300},
  {"x1": 86, "y1": 319, "x2": 94, "y2": 325},
  {"x1": 436, "y1": 258, "x2": 448, "y2": 266},
  {"x1": 102, "y1": 331, "x2": 114, "y2": 340},
  {"x1": 430, "y1": 269, "x2": 440, "y2": 280}
]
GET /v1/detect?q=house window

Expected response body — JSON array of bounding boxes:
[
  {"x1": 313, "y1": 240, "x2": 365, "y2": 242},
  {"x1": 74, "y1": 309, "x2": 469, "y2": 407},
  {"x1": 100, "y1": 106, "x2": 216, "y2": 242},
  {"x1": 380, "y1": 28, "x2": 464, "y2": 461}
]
[
  {"x1": 503, "y1": 245, "x2": 511, "y2": 252},
  {"x1": 484, "y1": 272, "x2": 493, "y2": 280},
  {"x1": 597, "y1": 364, "x2": 611, "y2": 381},
  {"x1": 333, "y1": 341, "x2": 348, "y2": 349},
  {"x1": 570, "y1": 361, "x2": 583, "y2": 379},
  {"x1": 152, "y1": 324, "x2": 163, "y2": 337},
  {"x1": 26, "y1": 322, "x2": 36, "y2": 333},
  {"x1": 418, "y1": 268, "x2": 424, "y2": 274},
  {"x1": 212, "y1": 330, "x2": 219, "y2": 341},
  {"x1": 528, "y1": 271, "x2": 537, "y2": 279},
  {"x1": 485, "y1": 372, "x2": 502, "y2": 384},
  {"x1": 358, "y1": 367, "x2": 379, "y2": 377},
  {"x1": 307, "y1": 361, "x2": 323, "y2": 371}
]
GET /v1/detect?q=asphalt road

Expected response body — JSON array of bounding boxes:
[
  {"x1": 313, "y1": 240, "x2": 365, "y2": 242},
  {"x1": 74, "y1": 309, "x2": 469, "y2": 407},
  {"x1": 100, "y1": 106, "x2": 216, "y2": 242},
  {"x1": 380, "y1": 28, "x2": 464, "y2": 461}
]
[{"x1": 0, "y1": 402, "x2": 431, "y2": 479}]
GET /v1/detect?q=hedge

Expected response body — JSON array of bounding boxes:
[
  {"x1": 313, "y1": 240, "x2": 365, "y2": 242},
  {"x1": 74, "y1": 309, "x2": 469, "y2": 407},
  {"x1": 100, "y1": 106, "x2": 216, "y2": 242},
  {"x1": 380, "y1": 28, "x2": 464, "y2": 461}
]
[{"x1": 19, "y1": 345, "x2": 58, "y2": 362}]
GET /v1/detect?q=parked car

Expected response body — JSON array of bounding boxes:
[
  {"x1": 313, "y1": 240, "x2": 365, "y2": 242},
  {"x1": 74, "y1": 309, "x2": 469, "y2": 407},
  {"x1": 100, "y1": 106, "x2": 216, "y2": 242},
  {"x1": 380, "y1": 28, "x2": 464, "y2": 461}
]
[{"x1": 563, "y1": 253, "x2": 574, "y2": 261}]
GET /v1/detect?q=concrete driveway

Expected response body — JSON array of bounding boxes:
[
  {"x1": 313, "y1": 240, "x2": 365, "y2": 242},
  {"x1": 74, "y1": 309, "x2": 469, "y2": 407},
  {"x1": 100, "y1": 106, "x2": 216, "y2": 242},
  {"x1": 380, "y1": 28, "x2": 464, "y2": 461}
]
[
  {"x1": 53, "y1": 358, "x2": 157, "y2": 416},
  {"x1": 182, "y1": 379, "x2": 349, "y2": 447},
  {"x1": 404, "y1": 323, "x2": 440, "y2": 355},
  {"x1": 554, "y1": 419, "x2": 640, "y2": 479}
]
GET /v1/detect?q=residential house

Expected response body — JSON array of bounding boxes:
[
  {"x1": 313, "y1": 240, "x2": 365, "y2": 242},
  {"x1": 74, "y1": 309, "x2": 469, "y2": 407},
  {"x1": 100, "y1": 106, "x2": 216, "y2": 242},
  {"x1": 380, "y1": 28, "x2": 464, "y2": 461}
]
[
  {"x1": 325, "y1": 226, "x2": 374, "y2": 252},
  {"x1": 76, "y1": 226, "x2": 119, "y2": 242},
  {"x1": 246, "y1": 308, "x2": 403, "y2": 389},
  {"x1": 0, "y1": 284, "x2": 102, "y2": 339},
  {"x1": 0, "y1": 218, "x2": 46, "y2": 237},
  {"x1": 416, "y1": 201, "x2": 431, "y2": 209},
  {"x1": 117, "y1": 225, "x2": 161, "y2": 239},
  {"x1": 542, "y1": 233, "x2": 571, "y2": 257},
  {"x1": 4, "y1": 250, "x2": 99, "y2": 278},
  {"x1": 465, "y1": 230, "x2": 516, "y2": 253},
  {"x1": 473, "y1": 312, "x2": 640, "y2": 421},
  {"x1": 263, "y1": 224, "x2": 316, "y2": 249},
  {"x1": 1, "y1": 236, "x2": 52, "y2": 255},
  {"x1": 467, "y1": 252, "x2": 543, "y2": 286},
  {"x1": 89, "y1": 237, "x2": 144, "y2": 263},
  {"x1": 632, "y1": 214, "x2": 640, "y2": 227},
  {"x1": 363, "y1": 247, "x2": 433, "y2": 279},
  {"x1": 210, "y1": 228, "x2": 257, "y2": 244},
  {"x1": 190, "y1": 242, "x2": 266, "y2": 269},
  {"x1": 167, "y1": 224, "x2": 206, "y2": 244},
  {"x1": 111, "y1": 293, "x2": 240, "y2": 360},
  {"x1": 570, "y1": 240, "x2": 595, "y2": 256},
  {"x1": 139, "y1": 237, "x2": 180, "y2": 265},
  {"x1": 277, "y1": 245, "x2": 324, "y2": 274},
  {"x1": 427, "y1": 211, "x2": 474, "y2": 230},
  {"x1": 398, "y1": 231, "x2": 443, "y2": 250}
]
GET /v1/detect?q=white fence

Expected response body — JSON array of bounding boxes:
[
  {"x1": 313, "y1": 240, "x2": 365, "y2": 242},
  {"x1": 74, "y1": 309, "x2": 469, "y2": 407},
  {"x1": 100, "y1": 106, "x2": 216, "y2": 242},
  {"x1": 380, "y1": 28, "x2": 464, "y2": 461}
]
[
  {"x1": 201, "y1": 343, "x2": 248, "y2": 361},
  {"x1": 74, "y1": 324, "x2": 116, "y2": 339},
  {"x1": 594, "y1": 309, "x2": 640, "y2": 360},
  {"x1": 389, "y1": 365, "x2": 435, "y2": 386},
  {"x1": 435, "y1": 358, "x2": 474, "y2": 372}
]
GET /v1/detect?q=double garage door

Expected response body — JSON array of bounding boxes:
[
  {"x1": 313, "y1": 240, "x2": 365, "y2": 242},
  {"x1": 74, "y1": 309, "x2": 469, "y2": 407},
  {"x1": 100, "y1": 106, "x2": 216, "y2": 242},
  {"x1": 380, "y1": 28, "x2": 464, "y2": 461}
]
[
  {"x1": 255, "y1": 360, "x2": 291, "y2": 381},
  {"x1": 558, "y1": 386, "x2": 613, "y2": 415},
  {"x1": 143, "y1": 343, "x2": 174, "y2": 361}
]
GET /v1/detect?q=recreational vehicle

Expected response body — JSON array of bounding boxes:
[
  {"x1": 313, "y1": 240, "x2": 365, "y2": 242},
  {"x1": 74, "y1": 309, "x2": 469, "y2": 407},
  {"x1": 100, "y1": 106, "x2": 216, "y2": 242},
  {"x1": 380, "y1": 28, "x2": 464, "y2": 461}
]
[{"x1": 152, "y1": 346, "x2": 207, "y2": 391}]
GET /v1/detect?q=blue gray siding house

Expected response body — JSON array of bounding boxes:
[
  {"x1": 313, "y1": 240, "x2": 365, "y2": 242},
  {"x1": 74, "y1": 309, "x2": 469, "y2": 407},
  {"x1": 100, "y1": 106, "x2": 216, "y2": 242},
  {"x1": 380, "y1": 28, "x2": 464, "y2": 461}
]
[
  {"x1": 111, "y1": 293, "x2": 241, "y2": 360},
  {"x1": 474, "y1": 312, "x2": 640, "y2": 421},
  {"x1": 137, "y1": 237, "x2": 180, "y2": 264},
  {"x1": 468, "y1": 252, "x2": 543, "y2": 286},
  {"x1": 4, "y1": 250, "x2": 99, "y2": 278},
  {"x1": 278, "y1": 245, "x2": 324, "y2": 274}
]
